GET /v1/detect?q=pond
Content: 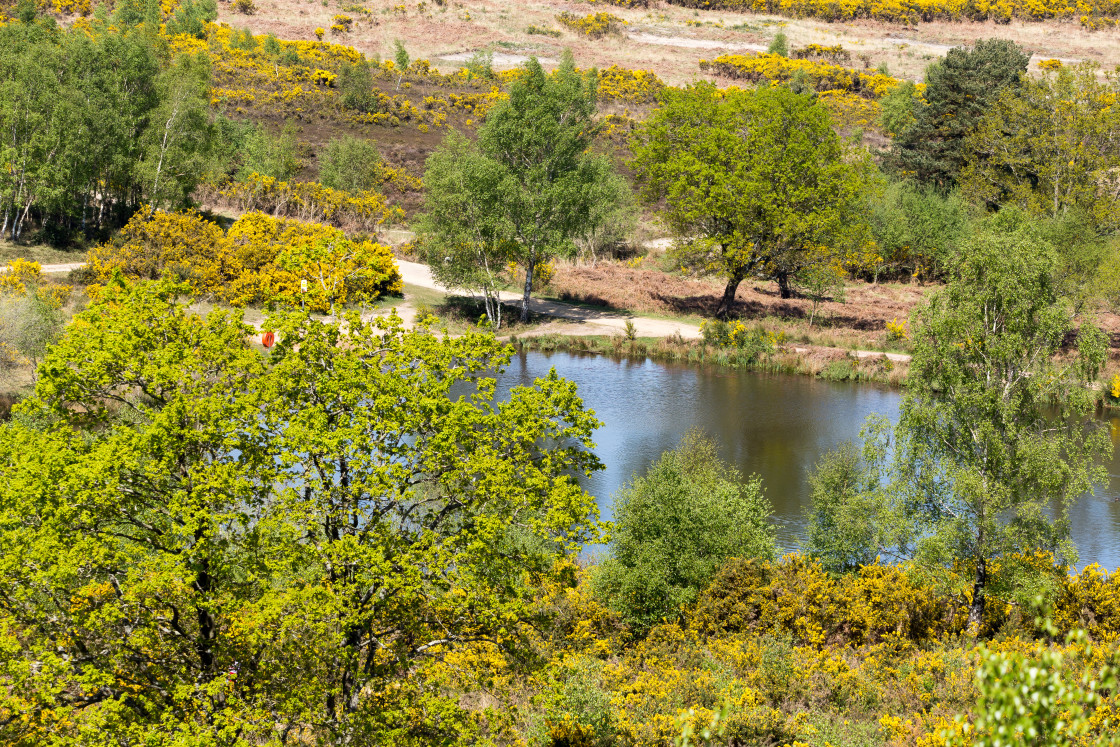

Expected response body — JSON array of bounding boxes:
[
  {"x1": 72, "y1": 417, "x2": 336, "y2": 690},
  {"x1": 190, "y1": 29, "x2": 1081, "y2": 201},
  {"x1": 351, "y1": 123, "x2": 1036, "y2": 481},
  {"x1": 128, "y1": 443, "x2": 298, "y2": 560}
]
[{"x1": 491, "y1": 349, "x2": 1120, "y2": 571}]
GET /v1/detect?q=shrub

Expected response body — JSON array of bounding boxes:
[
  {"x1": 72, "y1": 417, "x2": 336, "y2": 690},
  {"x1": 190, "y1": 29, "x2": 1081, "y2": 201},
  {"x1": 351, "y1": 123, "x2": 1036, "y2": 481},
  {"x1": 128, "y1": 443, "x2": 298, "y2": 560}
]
[
  {"x1": 767, "y1": 31, "x2": 788, "y2": 56},
  {"x1": 87, "y1": 208, "x2": 225, "y2": 290},
  {"x1": 556, "y1": 11, "x2": 626, "y2": 37},
  {"x1": 318, "y1": 135, "x2": 383, "y2": 194},
  {"x1": 886, "y1": 318, "x2": 909, "y2": 341},
  {"x1": 704, "y1": 53, "x2": 901, "y2": 99},
  {"x1": 526, "y1": 24, "x2": 561, "y2": 36},
  {"x1": 233, "y1": 0, "x2": 255, "y2": 15},
  {"x1": 88, "y1": 209, "x2": 402, "y2": 313},
  {"x1": 594, "y1": 431, "x2": 776, "y2": 636}
]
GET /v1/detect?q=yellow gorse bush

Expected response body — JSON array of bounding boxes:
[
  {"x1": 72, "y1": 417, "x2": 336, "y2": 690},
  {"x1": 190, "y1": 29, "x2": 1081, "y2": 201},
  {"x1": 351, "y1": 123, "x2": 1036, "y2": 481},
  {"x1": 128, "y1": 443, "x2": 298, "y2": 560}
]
[
  {"x1": 557, "y1": 11, "x2": 628, "y2": 37},
  {"x1": 596, "y1": 65, "x2": 666, "y2": 104},
  {"x1": 702, "y1": 53, "x2": 902, "y2": 99},
  {"x1": 217, "y1": 173, "x2": 405, "y2": 234},
  {"x1": 663, "y1": 0, "x2": 1120, "y2": 25},
  {"x1": 88, "y1": 208, "x2": 402, "y2": 313}
]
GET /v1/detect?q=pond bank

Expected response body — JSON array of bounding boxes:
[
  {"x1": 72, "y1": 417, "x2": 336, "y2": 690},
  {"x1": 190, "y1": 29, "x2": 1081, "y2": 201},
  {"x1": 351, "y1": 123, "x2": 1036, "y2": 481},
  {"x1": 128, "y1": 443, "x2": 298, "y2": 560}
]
[{"x1": 509, "y1": 332, "x2": 910, "y2": 387}]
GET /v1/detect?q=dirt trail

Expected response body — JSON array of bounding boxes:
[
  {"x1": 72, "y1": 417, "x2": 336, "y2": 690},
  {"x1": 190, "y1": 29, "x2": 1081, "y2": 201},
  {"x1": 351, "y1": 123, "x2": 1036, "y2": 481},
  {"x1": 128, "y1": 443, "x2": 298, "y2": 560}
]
[
  {"x1": 398, "y1": 259, "x2": 913, "y2": 361},
  {"x1": 30, "y1": 256, "x2": 912, "y2": 362},
  {"x1": 397, "y1": 259, "x2": 704, "y2": 339}
]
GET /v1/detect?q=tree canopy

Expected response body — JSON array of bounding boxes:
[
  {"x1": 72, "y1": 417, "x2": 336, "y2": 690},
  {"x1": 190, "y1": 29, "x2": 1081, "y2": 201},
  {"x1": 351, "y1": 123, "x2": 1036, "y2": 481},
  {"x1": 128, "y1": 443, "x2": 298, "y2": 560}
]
[
  {"x1": 889, "y1": 39, "x2": 1029, "y2": 189},
  {"x1": 419, "y1": 52, "x2": 627, "y2": 324},
  {"x1": 809, "y1": 217, "x2": 1110, "y2": 627},
  {"x1": 962, "y1": 63, "x2": 1120, "y2": 233},
  {"x1": 593, "y1": 431, "x2": 776, "y2": 635},
  {"x1": 0, "y1": 279, "x2": 604, "y2": 743},
  {"x1": 632, "y1": 82, "x2": 871, "y2": 313}
]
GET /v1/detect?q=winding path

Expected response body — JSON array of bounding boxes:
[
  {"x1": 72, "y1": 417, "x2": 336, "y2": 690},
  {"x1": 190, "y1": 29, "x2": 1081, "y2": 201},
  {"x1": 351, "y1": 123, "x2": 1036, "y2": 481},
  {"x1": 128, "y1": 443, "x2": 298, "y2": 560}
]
[{"x1": 30, "y1": 257, "x2": 911, "y2": 362}]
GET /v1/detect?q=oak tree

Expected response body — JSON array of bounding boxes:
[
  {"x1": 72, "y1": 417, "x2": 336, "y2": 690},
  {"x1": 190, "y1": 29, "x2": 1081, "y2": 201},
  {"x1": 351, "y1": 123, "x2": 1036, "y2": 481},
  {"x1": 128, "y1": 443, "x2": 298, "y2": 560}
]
[{"x1": 633, "y1": 82, "x2": 870, "y2": 314}]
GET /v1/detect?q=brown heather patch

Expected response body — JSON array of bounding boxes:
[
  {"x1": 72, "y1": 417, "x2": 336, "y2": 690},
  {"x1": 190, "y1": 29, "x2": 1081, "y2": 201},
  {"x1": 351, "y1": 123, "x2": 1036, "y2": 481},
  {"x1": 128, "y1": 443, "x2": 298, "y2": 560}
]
[{"x1": 550, "y1": 260, "x2": 927, "y2": 333}]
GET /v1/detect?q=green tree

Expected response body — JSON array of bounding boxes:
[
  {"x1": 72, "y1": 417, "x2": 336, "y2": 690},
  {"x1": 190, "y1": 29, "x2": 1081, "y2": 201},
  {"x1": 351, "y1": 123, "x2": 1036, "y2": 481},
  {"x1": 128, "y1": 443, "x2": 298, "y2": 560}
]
[
  {"x1": 422, "y1": 53, "x2": 625, "y2": 323},
  {"x1": 237, "y1": 120, "x2": 300, "y2": 181},
  {"x1": 897, "y1": 220, "x2": 1109, "y2": 628},
  {"x1": 961, "y1": 63, "x2": 1120, "y2": 232},
  {"x1": 318, "y1": 135, "x2": 383, "y2": 194},
  {"x1": 0, "y1": 287, "x2": 66, "y2": 385},
  {"x1": 767, "y1": 31, "x2": 788, "y2": 56},
  {"x1": 633, "y1": 82, "x2": 870, "y2": 313},
  {"x1": 138, "y1": 52, "x2": 213, "y2": 210},
  {"x1": 0, "y1": 279, "x2": 604, "y2": 743},
  {"x1": 890, "y1": 39, "x2": 1029, "y2": 189},
  {"x1": 594, "y1": 431, "x2": 776, "y2": 635},
  {"x1": 878, "y1": 79, "x2": 918, "y2": 137},
  {"x1": 164, "y1": 0, "x2": 218, "y2": 38},
  {"x1": 338, "y1": 57, "x2": 375, "y2": 111},
  {"x1": 416, "y1": 131, "x2": 513, "y2": 328},
  {"x1": 805, "y1": 416, "x2": 911, "y2": 572},
  {"x1": 868, "y1": 179, "x2": 969, "y2": 281}
]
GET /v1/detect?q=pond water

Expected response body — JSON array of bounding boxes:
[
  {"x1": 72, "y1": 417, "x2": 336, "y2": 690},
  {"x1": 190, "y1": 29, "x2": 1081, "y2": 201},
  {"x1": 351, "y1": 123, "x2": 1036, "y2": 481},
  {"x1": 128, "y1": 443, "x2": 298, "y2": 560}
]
[{"x1": 490, "y1": 350, "x2": 1120, "y2": 571}]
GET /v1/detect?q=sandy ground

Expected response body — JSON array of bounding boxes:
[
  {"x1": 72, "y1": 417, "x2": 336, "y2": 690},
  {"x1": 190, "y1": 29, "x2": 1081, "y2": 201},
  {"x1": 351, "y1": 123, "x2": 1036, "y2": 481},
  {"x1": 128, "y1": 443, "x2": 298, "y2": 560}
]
[{"x1": 218, "y1": 0, "x2": 1120, "y2": 86}]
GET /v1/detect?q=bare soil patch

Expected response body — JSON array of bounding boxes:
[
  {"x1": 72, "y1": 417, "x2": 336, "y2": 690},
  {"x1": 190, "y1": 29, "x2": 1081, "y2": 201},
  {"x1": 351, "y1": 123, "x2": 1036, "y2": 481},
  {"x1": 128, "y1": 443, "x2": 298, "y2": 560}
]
[{"x1": 550, "y1": 261, "x2": 928, "y2": 330}]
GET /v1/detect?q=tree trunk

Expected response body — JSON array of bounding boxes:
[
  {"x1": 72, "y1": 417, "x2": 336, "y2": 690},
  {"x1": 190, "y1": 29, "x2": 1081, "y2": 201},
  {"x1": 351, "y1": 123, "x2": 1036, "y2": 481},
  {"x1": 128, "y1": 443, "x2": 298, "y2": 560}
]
[
  {"x1": 777, "y1": 271, "x2": 793, "y2": 299},
  {"x1": 715, "y1": 273, "x2": 744, "y2": 319},
  {"x1": 967, "y1": 557, "x2": 987, "y2": 631},
  {"x1": 520, "y1": 253, "x2": 535, "y2": 324}
]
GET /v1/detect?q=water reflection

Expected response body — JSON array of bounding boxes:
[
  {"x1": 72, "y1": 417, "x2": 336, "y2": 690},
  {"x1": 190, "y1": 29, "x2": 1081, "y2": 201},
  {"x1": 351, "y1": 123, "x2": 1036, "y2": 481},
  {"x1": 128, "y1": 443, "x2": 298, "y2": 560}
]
[{"x1": 489, "y1": 350, "x2": 1120, "y2": 571}]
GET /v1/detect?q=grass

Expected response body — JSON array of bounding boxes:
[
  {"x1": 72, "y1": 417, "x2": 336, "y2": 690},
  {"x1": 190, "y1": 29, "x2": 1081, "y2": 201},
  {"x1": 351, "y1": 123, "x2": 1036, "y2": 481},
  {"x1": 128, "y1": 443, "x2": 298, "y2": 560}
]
[
  {"x1": 0, "y1": 241, "x2": 87, "y2": 266},
  {"x1": 512, "y1": 332, "x2": 909, "y2": 387}
]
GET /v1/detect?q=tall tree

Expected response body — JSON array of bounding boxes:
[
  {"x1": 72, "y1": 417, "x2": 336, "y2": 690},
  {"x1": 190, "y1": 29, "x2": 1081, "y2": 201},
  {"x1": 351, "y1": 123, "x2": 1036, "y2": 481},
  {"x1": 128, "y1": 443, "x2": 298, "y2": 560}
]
[
  {"x1": 961, "y1": 62, "x2": 1120, "y2": 233},
  {"x1": 633, "y1": 82, "x2": 870, "y2": 313},
  {"x1": 897, "y1": 220, "x2": 1108, "y2": 628},
  {"x1": 889, "y1": 39, "x2": 1029, "y2": 189},
  {"x1": 0, "y1": 279, "x2": 603, "y2": 743},
  {"x1": 138, "y1": 52, "x2": 214, "y2": 210},
  {"x1": 421, "y1": 52, "x2": 626, "y2": 323}
]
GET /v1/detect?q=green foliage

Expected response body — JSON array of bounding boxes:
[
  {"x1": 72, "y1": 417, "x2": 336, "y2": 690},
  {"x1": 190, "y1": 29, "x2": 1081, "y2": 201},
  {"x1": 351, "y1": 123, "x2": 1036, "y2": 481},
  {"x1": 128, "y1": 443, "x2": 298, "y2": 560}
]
[
  {"x1": 421, "y1": 52, "x2": 626, "y2": 323},
  {"x1": 633, "y1": 82, "x2": 871, "y2": 314},
  {"x1": 318, "y1": 134, "x2": 382, "y2": 193},
  {"x1": 138, "y1": 52, "x2": 214, "y2": 209},
  {"x1": 806, "y1": 416, "x2": 906, "y2": 572},
  {"x1": 954, "y1": 623, "x2": 1119, "y2": 745},
  {"x1": 767, "y1": 30, "x2": 789, "y2": 56},
  {"x1": 898, "y1": 219, "x2": 1110, "y2": 626},
  {"x1": 0, "y1": 286, "x2": 66, "y2": 383},
  {"x1": 393, "y1": 38, "x2": 410, "y2": 70},
  {"x1": 236, "y1": 120, "x2": 300, "y2": 181},
  {"x1": 0, "y1": 278, "x2": 603, "y2": 743},
  {"x1": 337, "y1": 57, "x2": 375, "y2": 111},
  {"x1": 464, "y1": 48, "x2": 496, "y2": 80},
  {"x1": 0, "y1": 20, "x2": 216, "y2": 242},
  {"x1": 794, "y1": 259, "x2": 846, "y2": 326},
  {"x1": 890, "y1": 39, "x2": 1029, "y2": 189},
  {"x1": 962, "y1": 62, "x2": 1120, "y2": 233},
  {"x1": 868, "y1": 178, "x2": 969, "y2": 280},
  {"x1": 164, "y1": 0, "x2": 218, "y2": 38},
  {"x1": 878, "y1": 79, "x2": 918, "y2": 136},
  {"x1": 594, "y1": 431, "x2": 776, "y2": 635}
]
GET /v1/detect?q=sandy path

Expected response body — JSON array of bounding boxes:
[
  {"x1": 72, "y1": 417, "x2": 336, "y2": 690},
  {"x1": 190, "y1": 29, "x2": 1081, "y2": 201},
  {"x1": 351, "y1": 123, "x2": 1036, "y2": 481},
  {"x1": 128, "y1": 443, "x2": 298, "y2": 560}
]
[
  {"x1": 396, "y1": 259, "x2": 703, "y2": 339},
  {"x1": 29, "y1": 256, "x2": 912, "y2": 361}
]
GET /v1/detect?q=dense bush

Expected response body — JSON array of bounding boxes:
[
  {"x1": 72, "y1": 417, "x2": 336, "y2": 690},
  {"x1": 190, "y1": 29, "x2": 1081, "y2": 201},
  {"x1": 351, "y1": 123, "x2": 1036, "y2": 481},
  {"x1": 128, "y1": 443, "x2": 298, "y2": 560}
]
[
  {"x1": 702, "y1": 52, "x2": 900, "y2": 99},
  {"x1": 87, "y1": 208, "x2": 402, "y2": 312},
  {"x1": 593, "y1": 432, "x2": 776, "y2": 636}
]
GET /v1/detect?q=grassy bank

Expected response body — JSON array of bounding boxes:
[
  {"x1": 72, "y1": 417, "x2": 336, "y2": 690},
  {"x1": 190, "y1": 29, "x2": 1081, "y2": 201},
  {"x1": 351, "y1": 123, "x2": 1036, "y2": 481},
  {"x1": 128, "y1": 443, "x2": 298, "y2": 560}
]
[{"x1": 510, "y1": 332, "x2": 909, "y2": 387}]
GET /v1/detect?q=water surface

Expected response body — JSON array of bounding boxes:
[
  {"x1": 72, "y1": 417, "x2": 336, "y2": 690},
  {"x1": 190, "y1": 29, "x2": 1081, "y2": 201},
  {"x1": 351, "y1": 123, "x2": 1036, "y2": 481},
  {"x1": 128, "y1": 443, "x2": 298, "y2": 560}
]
[{"x1": 491, "y1": 350, "x2": 1120, "y2": 570}]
